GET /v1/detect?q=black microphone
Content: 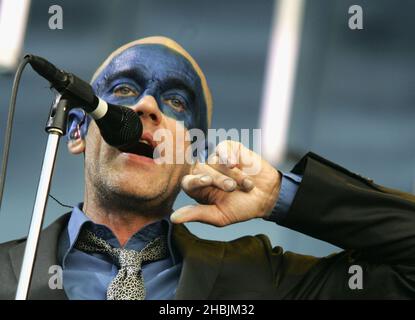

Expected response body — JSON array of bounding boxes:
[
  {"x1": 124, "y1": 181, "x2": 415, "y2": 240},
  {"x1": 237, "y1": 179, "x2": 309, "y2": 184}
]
[{"x1": 26, "y1": 54, "x2": 142, "y2": 148}]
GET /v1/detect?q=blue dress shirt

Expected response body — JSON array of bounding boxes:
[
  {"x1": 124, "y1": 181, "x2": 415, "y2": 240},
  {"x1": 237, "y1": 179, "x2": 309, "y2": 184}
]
[
  {"x1": 268, "y1": 172, "x2": 303, "y2": 223},
  {"x1": 58, "y1": 172, "x2": 302, "y2": 300},
  {"x1": 58, "y1": 205, "x2": 182, "y2": 300}
]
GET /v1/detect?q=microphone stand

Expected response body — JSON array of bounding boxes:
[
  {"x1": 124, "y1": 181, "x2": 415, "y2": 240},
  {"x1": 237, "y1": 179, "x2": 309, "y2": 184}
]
[{"x1": 15, "y1": 94, "x2": 70, "y2": 300}]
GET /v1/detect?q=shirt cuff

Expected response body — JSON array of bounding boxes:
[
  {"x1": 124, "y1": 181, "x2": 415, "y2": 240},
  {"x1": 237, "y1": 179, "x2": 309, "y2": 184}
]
[{"x1": 265, "y1": 172, "x2": 303, "y2": 224}]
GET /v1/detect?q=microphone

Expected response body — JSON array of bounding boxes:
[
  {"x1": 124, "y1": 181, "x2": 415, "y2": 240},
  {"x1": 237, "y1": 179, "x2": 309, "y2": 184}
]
[{"x1": 25, "y1": 54, "x2": 142, "y2": 148}]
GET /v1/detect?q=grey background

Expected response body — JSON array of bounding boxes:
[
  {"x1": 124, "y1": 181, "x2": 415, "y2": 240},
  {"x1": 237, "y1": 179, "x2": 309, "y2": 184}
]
[{"x1": 1, "y1": 0, "x2": 414, "y2": 257}]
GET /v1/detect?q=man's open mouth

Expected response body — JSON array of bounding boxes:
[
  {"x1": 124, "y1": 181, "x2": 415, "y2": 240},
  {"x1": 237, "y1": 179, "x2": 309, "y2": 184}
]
[{"x1": 118, "y1": 140, "x2": 155, "y2": 159}]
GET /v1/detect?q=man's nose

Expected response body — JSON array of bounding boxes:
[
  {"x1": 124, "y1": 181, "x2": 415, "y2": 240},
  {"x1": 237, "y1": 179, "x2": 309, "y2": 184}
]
[{"x1": 131, "y1": 95, "x2": 162, "y2": 126}]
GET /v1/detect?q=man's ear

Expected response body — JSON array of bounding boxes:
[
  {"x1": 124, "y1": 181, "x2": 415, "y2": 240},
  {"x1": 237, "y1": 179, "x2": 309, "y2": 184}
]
[
  {"x1": 67, "y1": 136, "x2": 86, "y2": 154},
  {"x1": 66, "y1": 109, "x2": 89, "y2": 155}
]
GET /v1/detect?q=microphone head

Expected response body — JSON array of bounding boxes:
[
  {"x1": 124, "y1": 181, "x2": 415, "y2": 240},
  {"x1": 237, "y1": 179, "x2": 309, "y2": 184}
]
[
  {"x1": 95, "y1": 104, "x2": 143, "y2": 148},
  {"x1": 118, "y1": 106, "x2": 143, "y2": 147}
]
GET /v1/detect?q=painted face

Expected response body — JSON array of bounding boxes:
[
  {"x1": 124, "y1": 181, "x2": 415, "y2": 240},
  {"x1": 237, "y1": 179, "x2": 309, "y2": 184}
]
[
  {"x1": 91, "y1": 44, "x2": 208, "y2": 134},
  {"x1": 76, "y1": 42, "x2": 209, "y2": 214}
]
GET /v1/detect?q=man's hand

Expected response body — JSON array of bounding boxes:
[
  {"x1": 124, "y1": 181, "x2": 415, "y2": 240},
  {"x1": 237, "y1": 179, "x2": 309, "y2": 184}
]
[{"x1": 170, "y1": 140, "x2": 282, "y2": 226}]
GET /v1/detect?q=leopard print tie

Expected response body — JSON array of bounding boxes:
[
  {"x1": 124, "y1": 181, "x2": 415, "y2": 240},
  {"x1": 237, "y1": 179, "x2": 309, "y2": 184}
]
[{"x1": 75, "y1": 229, "x2": 168, "y2": 300}]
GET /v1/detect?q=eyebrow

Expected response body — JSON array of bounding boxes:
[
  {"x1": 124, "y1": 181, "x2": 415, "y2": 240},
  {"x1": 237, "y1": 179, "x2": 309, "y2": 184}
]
[
  {"x1": 159, "y1": 76, "x2": 196, "y2": 101},
  {"x1": 101, "y1": 67, "x2": 196, "y2": 98},
  {"x1": 102, "y1": 67, "x2": 146, "y2": 86}
]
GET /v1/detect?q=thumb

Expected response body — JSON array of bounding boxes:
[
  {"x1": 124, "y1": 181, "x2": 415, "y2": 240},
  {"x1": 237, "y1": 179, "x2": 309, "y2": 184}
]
[{"x1": 170, "y1": 204, "x2": 224, "y2": 226}]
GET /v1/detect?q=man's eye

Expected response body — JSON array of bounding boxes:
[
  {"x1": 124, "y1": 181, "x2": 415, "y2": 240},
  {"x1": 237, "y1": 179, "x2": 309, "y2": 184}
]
[
  {"x1": 113, "y1": 85, "x2": 138, "y2": 97},
  {"x1": 163, "y1": 97, "x2": 186, "y2": 112}
]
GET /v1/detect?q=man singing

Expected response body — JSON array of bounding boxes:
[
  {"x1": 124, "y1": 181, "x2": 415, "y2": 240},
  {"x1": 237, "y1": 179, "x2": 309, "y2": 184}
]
[{"x1": 0, "y1": 36, "x2": 414, "y2": 299}]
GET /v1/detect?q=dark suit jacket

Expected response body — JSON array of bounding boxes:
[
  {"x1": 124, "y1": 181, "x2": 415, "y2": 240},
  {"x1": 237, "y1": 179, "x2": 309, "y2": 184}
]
[{"x1": 1, "y1": 153, "x2": 414, "y2": 299}]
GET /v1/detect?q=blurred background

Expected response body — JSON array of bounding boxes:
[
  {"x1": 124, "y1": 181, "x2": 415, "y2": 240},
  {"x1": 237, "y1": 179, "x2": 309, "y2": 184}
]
[{"x1": 1, "y1": 0, "x2": 415, "y2": 257}]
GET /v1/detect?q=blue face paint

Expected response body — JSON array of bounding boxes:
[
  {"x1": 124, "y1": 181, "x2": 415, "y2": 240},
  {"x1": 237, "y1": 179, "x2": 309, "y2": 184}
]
[
  {"x1": 91, "y1": 44, "x2": 208, "y2": 133},
  {"x1": 66, "y1": 108, "x2": 90, "y2": 141}
]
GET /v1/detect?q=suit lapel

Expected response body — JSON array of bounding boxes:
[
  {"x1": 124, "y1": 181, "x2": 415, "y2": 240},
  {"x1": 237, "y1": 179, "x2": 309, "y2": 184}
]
[
  {"x1": 9, "y1": 213, "x2": 70, "y2": 300},
  {"x1": 173, "y1": 223, "x2": 225, "y2": 300},
  {"x1": 8, "y1": 214, "x2": 225, "y2": 300}
]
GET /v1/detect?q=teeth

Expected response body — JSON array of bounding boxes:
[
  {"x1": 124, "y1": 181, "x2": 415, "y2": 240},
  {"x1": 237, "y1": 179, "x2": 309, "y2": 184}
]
[{"x1": 140, "y1": 139, "x2": 150, "y2": 146}]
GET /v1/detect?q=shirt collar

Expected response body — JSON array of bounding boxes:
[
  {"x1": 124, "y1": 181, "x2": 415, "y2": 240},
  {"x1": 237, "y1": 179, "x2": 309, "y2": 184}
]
[{"x1": 59, "y1": 203, "x2": 181, "y2": 266}]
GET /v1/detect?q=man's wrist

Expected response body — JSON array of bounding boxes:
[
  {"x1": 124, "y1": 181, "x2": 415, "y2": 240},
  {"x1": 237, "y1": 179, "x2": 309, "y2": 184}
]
[
  {"x1": 262, "y1": 169, "x2": 283, "y2": 218},
  {"x1": 264, "y1": 172, "x2": 303, "y2": 223}
]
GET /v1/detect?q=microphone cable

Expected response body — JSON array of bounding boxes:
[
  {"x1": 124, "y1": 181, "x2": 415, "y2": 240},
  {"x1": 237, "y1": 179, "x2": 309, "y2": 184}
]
[
  {"x1": 0, "y1": 56, "x2": 32, "y2": 211},
  {"x1": 48, "y1": 194, "x2": 73, "y2": 209}
]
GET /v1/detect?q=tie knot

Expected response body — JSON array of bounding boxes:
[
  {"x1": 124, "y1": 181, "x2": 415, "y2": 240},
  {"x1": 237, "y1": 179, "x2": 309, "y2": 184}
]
[
  {"x1": 117, "y1": 249, "x2": 142, "y2": 269},
  {"x1": 75, "y1": 229, "x2": 168, "y2": 268}
]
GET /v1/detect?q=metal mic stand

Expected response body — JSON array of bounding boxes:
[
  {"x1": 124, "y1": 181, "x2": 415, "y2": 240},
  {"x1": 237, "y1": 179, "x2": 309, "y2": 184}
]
[{"x1": 15, "y1": 94, "x2": 70, "y2": 300}]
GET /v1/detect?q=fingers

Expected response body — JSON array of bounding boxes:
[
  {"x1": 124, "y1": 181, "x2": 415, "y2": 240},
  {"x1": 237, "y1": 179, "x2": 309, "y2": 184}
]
[
  {"x1": 182, "y1": 166, "x2": 237, "y2": 194},
  {"x1": 212, "y1": 140, "x2": 262, "y2": 176},
  {"x1": 185, "y1": 161, "x2": 254, "y2": 195},
  {"x1": 215, "y1": 140, "x2": 241, "y2": 169},
  {"x1": 170, "y1": 204, "x2": 226, "y2": 226},
  {"x1": 205, "y1": 155, "x2": 255, "y2": 191},
  {"x1": 181, "y1": 174, "x2": 213, "y2": 191}
]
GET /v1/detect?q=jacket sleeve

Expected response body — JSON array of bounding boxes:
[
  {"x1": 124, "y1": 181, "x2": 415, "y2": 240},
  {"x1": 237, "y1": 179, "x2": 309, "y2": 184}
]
[{"x1": 274, "y1": 152, "x2": 415, "y2": 266}]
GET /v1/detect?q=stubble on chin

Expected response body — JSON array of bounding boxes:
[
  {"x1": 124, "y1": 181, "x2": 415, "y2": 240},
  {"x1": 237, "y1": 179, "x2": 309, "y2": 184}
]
[{"x1": 86, "y1": 161, "x2": 179, "y2": 216}]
